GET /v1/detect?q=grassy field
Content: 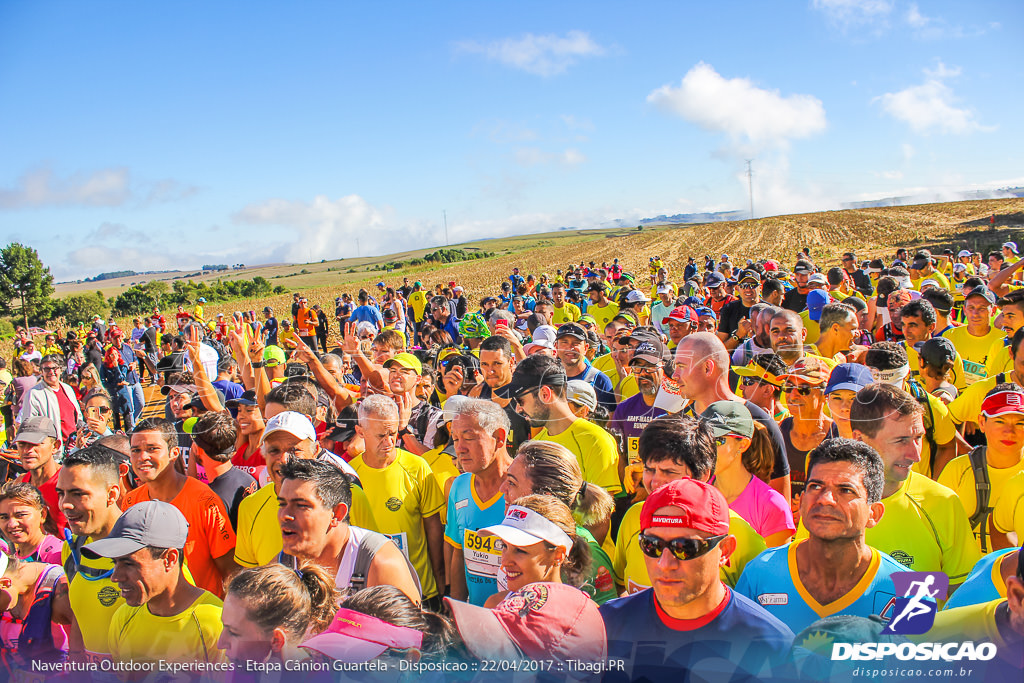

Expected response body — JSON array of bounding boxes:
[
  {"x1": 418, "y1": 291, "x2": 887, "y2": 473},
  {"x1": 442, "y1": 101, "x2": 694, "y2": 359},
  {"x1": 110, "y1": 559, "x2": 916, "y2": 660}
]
[{"x1": 47, "y1": 197, "x2": 1024, "y2": 346}]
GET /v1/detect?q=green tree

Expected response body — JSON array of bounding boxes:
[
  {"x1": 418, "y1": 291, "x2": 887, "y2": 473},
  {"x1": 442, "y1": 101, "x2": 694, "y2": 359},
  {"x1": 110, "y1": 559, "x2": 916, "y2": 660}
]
[
  {"x1": 0, "y1": 243, "x2": 55, "y2": 328},
  {"x1": 54, "y1": 292, "x2": 108, "y2": 325}
]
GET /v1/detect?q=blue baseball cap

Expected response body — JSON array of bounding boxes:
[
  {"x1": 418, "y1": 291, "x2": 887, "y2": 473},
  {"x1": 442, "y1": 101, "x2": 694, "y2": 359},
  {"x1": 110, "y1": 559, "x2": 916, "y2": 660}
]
[
  {"x1": 706, "y1": 272, "x2": 726, "y2": 288},
  {"x1": 824, "y1": 363, "x2": 873, "y2": 395},
  {"x1": 695, "y1": 306, "x2": 717, "y2": 320},
  {"x1": 807, "y1": 289, "x2": 831, "y2": 322}
]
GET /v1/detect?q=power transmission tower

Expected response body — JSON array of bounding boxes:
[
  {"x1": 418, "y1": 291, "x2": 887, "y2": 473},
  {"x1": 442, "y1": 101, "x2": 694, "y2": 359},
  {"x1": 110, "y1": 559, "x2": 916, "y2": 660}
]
[
  {"x1": 746, "y1": 160, "x2": 754, "y2": 220},
  {"x1": 443, "y1": 210, "x2": 449, "y2": 246}
]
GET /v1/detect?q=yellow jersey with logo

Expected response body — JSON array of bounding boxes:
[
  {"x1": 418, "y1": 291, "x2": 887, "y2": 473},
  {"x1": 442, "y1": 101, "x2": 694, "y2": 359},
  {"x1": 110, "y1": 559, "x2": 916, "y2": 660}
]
[
  {"x1": 984, "y1": 337, "x2": 1013, "y2": 378},
  {"x1": 923, "y1": 598, "x2": 1009, "y2": 648},
  {"x1": 234, "y1": 481, "x2": 377, "y2": 568},
  {"x1": 536, "y1": 419, "x2": 621, "y2": 495},
  {"x1": 61, "y1": 540, "x2": 121, "y2": 658},
  {"x1": 588, "y1": 301, "x2": 620, "y2": 331},
  {"x1": 612, "y1": 501, "x2": 765, "y2": 592},
  {"x1": 107, "y1": 591, "x2": 224, "y2": 665},
  {"x1": 942, "y1": 326, "x2": 1004, "y2": 385},
  {"x1": 350, "y1": 449, "x2": 445, "y2": 599},
  {"x1": 551, "y1": 303, "x2": 581, "y2": 325}
]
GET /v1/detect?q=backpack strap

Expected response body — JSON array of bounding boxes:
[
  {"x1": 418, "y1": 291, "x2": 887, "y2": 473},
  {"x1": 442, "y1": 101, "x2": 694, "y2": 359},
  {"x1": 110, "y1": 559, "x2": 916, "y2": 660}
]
[
  {"x1": 62, "y1": 533, "x2": 89, "y2": 583},
  {"x1": 905, "y1": 379, "x2": 938, "y2": 474},
  {"x1": 967, "y1": 446, "x2": 993, "y2": 553}
]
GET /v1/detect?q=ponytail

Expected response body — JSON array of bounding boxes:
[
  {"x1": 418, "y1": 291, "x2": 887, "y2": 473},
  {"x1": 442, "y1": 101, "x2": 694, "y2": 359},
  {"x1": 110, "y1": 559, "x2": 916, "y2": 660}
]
[
  {"x1": 742, "y1": 422, "x2": 775, "y2": 482},
  {"x1": 226, "y1": 562, "x2": 340, "y2": 641}
]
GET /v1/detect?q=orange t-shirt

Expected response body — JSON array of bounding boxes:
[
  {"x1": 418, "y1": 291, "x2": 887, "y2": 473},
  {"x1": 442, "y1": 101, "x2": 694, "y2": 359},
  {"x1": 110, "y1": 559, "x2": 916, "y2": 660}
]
[
  {"x1": 296, "y1": 306, "x2": 317, "y2": 336},
  {"x1": 124, "y1": 477, "x2": 236, "y2": 597}
]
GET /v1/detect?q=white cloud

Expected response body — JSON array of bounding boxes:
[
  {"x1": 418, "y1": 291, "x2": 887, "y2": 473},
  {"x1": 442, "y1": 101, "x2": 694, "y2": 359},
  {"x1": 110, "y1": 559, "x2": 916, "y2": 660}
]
[
  {"x1": 647, "y1": 62, "x2": 826, "y2": 152},
  {"x1": 233, "y1": 194, "x2": 387, "y2": 263},
  {"x1": 0, "y1": 166, "x2": 198, "y2": 210},
  {"x1": 876, "y1": 62, "x2": 993, "y2": 135},
  {"x1": 455, "y1": 30, "x2": 605, "y2": 77},
  {"x1": 513, "y1": 147, "x2": 587, "y2": 167},
  {"x1": 901, "y1": 143, "x2": 916, "y2": 162},
  {"x1": 813, "y1": 0, "x2": 893, "y2": 30},
  {"x1": 0, "y1": 167, "x2": 130, "y2": 208},
  {"x1": 905, "y1": 4, "x2": 996, "y2": 39}
]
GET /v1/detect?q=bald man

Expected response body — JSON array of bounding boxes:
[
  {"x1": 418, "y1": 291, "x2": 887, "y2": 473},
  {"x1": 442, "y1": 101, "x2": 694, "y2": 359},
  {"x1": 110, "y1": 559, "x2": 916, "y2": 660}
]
[{"x1": 673, "y1": 332, "x2": 791, "y2": 501}]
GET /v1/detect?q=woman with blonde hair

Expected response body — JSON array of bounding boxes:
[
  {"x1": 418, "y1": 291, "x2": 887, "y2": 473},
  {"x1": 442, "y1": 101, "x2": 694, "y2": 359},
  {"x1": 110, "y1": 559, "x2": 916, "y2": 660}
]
[
  {"x1": 219, "y1": 562, "x2": 339, "y2": 666},
  {"x1": 500, "y1": 440, "x2": 617, "y2": 603}
]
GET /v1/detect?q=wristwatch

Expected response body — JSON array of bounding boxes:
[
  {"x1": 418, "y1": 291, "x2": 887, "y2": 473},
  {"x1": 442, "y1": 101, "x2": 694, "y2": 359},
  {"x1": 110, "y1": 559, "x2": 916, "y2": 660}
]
[{"x1": 251, "y1": 360, "x2": 265, "y2": 368}]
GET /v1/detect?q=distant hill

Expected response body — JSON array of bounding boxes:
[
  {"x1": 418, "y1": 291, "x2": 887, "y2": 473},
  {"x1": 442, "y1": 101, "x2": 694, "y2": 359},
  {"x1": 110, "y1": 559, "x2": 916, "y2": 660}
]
[{"x1": 841, "y1": 187, "x2": 1024, "y2": 210}]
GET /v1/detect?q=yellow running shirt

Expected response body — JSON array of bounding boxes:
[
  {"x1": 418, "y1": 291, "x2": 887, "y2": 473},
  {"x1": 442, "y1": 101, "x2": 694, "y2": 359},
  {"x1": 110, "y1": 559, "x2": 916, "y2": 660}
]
[
  {"x1": 613, "y1": 501, "x2": 765, "y2": 592},
  {"x1": 61, "y1": 540, "x2": 121, "y2": 658},
  {"x1": 551, "y1": 303, "x2": 581, "y2": 325},
  {"x1": 234, "y1": 482, "x2": 377, "y2": 568},
  {"x1": 992, "y1": 469, "x2": 1024, "y2": 538},
  {"x1": 588, "y1": 301, "x2": 620, "y2": 331},
  {"x1": 536, "y1": 419, "x2": 621, "y2": 495},
  {"x1": 409, "y1": 290, "x2": 428, "y2": 323},
  {"x1": 937, "y1": 453, "x2": 1024, "y2": 551},
  {"x1": 592, "y1": 353, "x2": 638, "y2": 400},
  {"x1": 350, "y1": 449, "x2": 446, "y2": 599},
  {"x1": 984, "y1": 337, "x2": 1013, "y2": 378},
  {"x1": 922, "y1": 599, "x2": 1009, "y2": 648},
  {"x1": 107, "y1": 591, "x2": 224, "y2": 666},
  {"x1": 942, "y1": 326, "x2": 1004, "y2": 385}
]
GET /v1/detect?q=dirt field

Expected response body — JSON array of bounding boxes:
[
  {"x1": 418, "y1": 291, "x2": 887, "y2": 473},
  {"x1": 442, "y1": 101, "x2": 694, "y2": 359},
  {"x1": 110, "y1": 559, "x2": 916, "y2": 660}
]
[{"x1": 44, "y1": 197, "x2": 1024, "y2": 347}]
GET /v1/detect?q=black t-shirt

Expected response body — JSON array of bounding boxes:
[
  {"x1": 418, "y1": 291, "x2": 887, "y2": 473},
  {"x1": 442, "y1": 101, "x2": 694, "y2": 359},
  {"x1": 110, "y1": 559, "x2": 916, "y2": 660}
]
[
  {"x1": 717, "y1": 300, "x2": 752, "y2": 336},
  {"x1": 141, "y1": 326, "x2": 159, "y2": 354},
  {"x1": 399, "y1": 285, "x2": 413, "y2": 299},
  {"x1": 264, "y1": 317, "x2": 279, "y2": 346},
  {"x1": 208, "y1": 466, "x2": 258, "y2": 529},
  {"x1": 782, "y1": 288, "x2": 808, "y2": 313},
  {"x1": 156, "y1": 350, "x2": 186, "y2": 383},
  {"x1": 851, "y1": 269, "x2": 872, "y2": 294},
  {"x1": 316, "y1": 311, "x2": 329, "y2": 335},
  {"x1": 85, "y1": 342, "x2": 104, "y2": 371}
]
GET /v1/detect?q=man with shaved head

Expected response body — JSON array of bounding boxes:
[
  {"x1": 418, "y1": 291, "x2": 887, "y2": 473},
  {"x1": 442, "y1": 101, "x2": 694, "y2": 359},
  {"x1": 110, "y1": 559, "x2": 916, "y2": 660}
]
[
  {"x1": 673, "y1": 332, "x2": 791, "y2": 500},
  {"x1": 768, "y1": 309, "x2": 809, "y2": 366}
]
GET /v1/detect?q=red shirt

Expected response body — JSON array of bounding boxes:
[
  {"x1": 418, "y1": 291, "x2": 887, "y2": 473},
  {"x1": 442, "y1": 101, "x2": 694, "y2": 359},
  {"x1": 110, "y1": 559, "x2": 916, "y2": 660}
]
[
  {"x1": 19, "y1": 468, "x2": 66, "y2": 535},
  {"x1": 232, "y1": 442, "x2": 266, "y2": 479},
  {"x1": 54, "y1": 386, "x2": 77, "y2": 445}
]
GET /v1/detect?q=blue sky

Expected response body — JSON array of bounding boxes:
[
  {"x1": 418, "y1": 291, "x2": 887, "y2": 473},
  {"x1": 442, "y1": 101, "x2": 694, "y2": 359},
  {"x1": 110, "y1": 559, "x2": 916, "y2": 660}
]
[{"x1": 1, "y1": 0, "x2": 1020, "y2": 280}]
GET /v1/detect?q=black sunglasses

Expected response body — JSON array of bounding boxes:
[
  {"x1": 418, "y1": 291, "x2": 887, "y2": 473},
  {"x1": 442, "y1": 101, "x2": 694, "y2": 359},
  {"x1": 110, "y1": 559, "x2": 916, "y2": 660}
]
[
  {"x1": 638, "y1": 533, "x2": 727, "y2": 562},
  {"x1": 738, "y1": 283, "x2": 759, "y2": 290},
  {"x1": 782, "y1": 384, "x2": 816, "y2": 396}
]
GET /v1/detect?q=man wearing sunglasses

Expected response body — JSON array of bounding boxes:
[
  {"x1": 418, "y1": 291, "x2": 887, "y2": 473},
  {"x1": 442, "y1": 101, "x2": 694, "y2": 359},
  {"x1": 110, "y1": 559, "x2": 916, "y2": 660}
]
[
  {"x1": 734, "y1": 354, "x2": 790, "y2": 423},
  {"x1": 56, "y1": 444, "x2": 129, "y2": 661},
  {"x1": 718, "y1": 269, "x2": 762, "y2": 350},
  {"x1": 602, "y1": 477, "x2": 793, "y2": 682},
  {"x1": 736, "y1": 439, "x2": 908, "y2": 634}
]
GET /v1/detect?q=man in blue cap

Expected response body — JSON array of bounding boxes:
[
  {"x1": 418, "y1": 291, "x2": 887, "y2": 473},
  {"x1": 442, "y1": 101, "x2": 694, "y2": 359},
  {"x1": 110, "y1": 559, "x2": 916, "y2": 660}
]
[
  {"x1": 802, "y1": 288, "x2": 831, "y2": 345},
  {"x1": 824, "y1": 362, "x2": 874, "y2": 438}
]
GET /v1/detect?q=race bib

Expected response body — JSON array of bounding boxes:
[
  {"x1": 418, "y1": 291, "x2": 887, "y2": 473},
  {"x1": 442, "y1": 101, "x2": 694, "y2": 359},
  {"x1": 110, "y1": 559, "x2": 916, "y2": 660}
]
[
  {"x1": 383, "y1": 532, "x2": 411, "y2": 560},
  {"x1": 464, "y1": 529, "x2": 502, "y2": 580}
]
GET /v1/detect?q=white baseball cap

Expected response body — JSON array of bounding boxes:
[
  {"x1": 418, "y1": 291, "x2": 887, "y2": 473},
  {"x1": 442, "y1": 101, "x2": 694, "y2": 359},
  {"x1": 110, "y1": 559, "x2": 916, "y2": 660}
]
[
  {"x1": 531, "y1": 325, "x2": 559, "y2": 345},
  {"x1": 625, "y1": 289, "x2": 650, "y2": 303},
  {"x1": 957, "y1": 249, "x2": 972, "y2": 259},
  {"x1": 261, "y1": 411, "x2": 317, "y2": 444},
  {"x1": 480, "y1": 505, "x2": 573, "y2": 553},
  {"x1": 565, "y1": 380, "x2": 597, "y2": 411}
]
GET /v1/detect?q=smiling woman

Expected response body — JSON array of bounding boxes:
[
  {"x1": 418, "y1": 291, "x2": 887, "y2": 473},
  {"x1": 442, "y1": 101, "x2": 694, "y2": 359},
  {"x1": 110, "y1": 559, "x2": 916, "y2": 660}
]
[{"x1": 0, "y1": 481, "x2": 62, "y2": 563}]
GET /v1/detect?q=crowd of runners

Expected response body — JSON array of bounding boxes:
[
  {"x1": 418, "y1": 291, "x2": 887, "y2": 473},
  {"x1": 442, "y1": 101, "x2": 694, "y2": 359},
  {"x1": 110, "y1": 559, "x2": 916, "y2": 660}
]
[{"x1": 0, "y1": 243, "x2": 1022, "y2": 681}]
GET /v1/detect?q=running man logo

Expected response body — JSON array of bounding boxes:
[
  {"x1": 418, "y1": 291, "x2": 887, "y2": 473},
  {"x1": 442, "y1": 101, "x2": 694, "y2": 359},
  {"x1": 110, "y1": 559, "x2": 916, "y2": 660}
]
[{"x1": 883, "y1": 571, "x2": 949, "y2": 635}]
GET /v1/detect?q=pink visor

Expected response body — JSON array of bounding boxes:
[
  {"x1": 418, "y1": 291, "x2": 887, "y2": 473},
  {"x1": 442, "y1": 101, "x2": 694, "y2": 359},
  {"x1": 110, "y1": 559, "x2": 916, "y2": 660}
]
[{"x1": 301, "y1": 608, "x2": 423, "y2": 662}]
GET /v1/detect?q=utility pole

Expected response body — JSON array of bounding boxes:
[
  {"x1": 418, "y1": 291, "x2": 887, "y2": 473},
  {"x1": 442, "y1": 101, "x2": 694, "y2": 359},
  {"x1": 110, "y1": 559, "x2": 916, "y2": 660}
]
[
  {"x1": 443, "y1": 210, "x2": 449, "y2": 247},
  {"x1": 746, "y1": 160, "x2": 754, "y2": 220},
  {"x1": 356, "y1": 238, "x2": 360, "y2": 258}
]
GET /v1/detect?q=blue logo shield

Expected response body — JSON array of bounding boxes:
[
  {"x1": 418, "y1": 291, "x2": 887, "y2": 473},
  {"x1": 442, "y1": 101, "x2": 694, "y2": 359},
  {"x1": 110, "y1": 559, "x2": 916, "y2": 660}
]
[{"x1": 883, "y1": 572, "x2": 948, "y2": 635}]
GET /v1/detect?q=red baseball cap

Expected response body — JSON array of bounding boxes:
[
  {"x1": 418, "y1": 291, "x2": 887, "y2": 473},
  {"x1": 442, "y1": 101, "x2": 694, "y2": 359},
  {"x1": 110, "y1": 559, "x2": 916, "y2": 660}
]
[
  {"x1": 763, "y1": 260, "x2": 779, "y2": 271},
  {"x1": 666, "y1": 305, "x2": 698, "y2": 325},
  {"x1": 640, "y1": 478, "x2": 730, "y2": 536},
  {"x1": 445, "y1": 583, "x2": 606, "y2": 665},
  {"x1": 980, "y1": 390, "x2": 1024, "y2": 418},
  {"x1": 301, "y1": 608, "x2": 423, "y2": 662}
]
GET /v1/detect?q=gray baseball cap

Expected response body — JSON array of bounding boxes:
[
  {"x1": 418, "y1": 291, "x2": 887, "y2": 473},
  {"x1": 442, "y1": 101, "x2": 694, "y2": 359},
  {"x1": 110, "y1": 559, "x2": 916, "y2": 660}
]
[
  {"x1": 15, "y1": 417, "x2": 59, "y2": 445},
  {"x1": 81, "y1": 501, "x2": 189, "y2": 559}
]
